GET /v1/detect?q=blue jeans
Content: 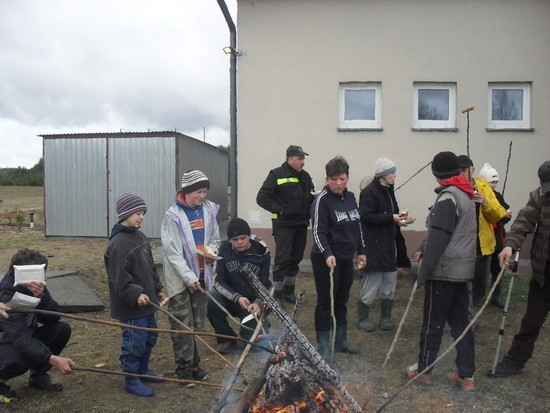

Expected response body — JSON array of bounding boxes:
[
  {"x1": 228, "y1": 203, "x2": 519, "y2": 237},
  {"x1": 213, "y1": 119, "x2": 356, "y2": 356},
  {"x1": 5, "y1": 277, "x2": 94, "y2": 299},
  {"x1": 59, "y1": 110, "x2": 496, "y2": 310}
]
[{"x1": 119, "y1": 314, "x2": 158, "y2": 373}]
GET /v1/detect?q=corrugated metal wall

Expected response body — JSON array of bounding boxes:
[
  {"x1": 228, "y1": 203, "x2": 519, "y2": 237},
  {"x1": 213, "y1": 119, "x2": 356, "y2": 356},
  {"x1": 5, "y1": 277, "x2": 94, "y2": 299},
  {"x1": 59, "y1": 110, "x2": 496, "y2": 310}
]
[
  {"x1": 108, "y1": 137, "x2": 176, "y2": 238},
  {"x1": 43, "y1": 133, "x2": 228, "y2": 238},
  {"x1": 44, "y1": 138, "x2": 108, "y2": 236}
]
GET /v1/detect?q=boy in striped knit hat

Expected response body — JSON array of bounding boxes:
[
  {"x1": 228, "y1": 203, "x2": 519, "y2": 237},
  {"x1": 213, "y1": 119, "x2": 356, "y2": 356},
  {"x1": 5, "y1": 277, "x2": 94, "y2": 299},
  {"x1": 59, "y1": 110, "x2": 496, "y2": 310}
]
[
  {"x1": 161, "y1": 170, "x2": 220, "y2": 386},
  {"x1": 104, "y1": 193, "x2": 166, "y2": 397}
]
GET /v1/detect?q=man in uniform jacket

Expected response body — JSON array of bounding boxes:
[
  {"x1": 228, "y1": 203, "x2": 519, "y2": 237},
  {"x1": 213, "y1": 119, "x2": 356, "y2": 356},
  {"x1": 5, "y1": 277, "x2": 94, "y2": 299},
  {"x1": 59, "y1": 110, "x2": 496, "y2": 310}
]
[{"x1": 256, "y1": 145, "x2": 315, "y2": 305}]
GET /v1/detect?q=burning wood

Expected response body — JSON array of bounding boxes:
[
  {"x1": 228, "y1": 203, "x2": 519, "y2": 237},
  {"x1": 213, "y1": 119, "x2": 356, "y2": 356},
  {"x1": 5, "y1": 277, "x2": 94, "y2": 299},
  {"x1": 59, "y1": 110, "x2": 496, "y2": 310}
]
[{"x1": 219, "y1": 266, "x2": 363, "y2": 413}]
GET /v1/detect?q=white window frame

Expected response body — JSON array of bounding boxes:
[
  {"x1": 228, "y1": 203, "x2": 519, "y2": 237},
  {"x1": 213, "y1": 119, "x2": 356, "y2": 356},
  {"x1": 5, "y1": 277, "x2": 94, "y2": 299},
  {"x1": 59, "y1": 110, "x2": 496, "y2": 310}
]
[
  {"x1": 487, "y1": 82, "x2": 531, "y2": 130},
  {"x1": 412, "y1": 82, "x2": 457, "y2": 130},
  {"x1": 338, "y1": 82, "x2": 382, "y2": 130}
]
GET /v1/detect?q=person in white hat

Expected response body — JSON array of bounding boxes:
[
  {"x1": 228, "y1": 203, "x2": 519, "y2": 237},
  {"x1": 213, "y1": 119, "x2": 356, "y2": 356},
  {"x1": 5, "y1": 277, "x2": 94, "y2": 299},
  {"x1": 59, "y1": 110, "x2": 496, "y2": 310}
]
[{"x1": 478, "y1": 163, "x2": 512, "y2": 308}]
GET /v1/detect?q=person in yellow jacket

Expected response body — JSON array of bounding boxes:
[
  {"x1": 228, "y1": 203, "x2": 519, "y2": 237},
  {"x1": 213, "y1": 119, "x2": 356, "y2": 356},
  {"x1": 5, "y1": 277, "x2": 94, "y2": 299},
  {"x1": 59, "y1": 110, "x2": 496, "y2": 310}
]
[{"x1": 458, "y1": 156, "x2": 507, "y2": 311}]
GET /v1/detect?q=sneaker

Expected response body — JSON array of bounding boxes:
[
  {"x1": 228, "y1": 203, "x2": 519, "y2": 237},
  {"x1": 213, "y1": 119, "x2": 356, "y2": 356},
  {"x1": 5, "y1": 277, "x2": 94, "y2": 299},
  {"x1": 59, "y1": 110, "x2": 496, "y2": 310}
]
[
  {"x1": 177, "y1": 373, "x2": 196, "y2": 388},
  {"x1": 192, "y1": 368, "x2": 209, "y2": 382},
  {"x1": 216, "y1": 340, "x2": 237, "y2": 355},
  {"x1": 406, "y1": 366, "x2": 433, "y2": 385},
  {"x1": 447, "y1": 371, "x2": 476, "y2": 391},
  {"x1": 492, "y1": 357, "x2": 523, "y2": 378}
]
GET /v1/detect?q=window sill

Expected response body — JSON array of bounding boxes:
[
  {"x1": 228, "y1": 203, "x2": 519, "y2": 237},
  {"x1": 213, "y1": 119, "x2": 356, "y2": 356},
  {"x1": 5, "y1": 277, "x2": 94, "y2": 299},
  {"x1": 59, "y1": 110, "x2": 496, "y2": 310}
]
[
  {"x1": 337, "y1": 128, "x2": 383, "y2": 132},
  {"x1": 411, "y1": 128, "x2": 458, "y2": 132},
  {"x1": 486, "y1": 128, "x2": 535, "y2": 132}
]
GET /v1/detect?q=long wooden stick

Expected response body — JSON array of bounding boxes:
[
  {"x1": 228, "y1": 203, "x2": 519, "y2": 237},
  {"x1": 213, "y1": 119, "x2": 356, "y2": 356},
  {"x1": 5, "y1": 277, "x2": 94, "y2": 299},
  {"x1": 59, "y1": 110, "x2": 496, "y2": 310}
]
[
  {"x1": 363, "y1": 281, "x2": 418, "y2": 410},
  {"x1": 501, "y1": 141, "x2": 513, "y2": 197},
  {"x1": 73, "y1": 366, "x2": 244, "y2": 391},
  {"x1": 11, "y1": 308, "x2": 275, "y2": 355},
  {"x1": 329, "y1": 264, "x2": 337, "y2": 363},
  {"x1": 376, "y1": 267, "x2": 506, "y2": 412},
  {"x1": 198, "y1": 285, "x2": 254, "y2": 332},
  {"x1": 212, "y1": 314, "x2": 267, "y2": 412}
]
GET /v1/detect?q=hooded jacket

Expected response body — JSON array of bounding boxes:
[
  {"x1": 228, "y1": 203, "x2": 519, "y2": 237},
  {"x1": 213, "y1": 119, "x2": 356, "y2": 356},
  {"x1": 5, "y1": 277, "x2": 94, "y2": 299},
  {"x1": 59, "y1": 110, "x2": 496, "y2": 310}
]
[
  {"x1": 214, "y1": 235, "x2": 272, "y2": 306},
  {"x1": 104, "y1": 223, "x2": 163, "y2": 320},
  {"x1": 311, "y1": 185, "x2": 366, "y2": 260},
  {"x1": 161, "y1": 199, "x2": 220, "y2": 297},
  {"x1": 474, "y1": 177, "x2": 507, "y2": 256}
]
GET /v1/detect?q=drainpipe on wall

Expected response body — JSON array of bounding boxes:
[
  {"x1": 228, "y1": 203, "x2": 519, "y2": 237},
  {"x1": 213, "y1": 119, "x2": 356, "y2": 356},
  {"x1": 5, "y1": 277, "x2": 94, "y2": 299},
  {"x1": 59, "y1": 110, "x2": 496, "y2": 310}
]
[{"x1": 217, "y1": 0, "x2": 238, "y2": 219}]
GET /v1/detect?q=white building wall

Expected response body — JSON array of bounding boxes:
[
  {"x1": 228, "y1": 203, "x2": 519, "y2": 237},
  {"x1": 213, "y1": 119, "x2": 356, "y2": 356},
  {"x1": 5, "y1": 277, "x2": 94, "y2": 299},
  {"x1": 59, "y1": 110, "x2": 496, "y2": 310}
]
[{"x1": 237, "y1": 0, "x2": 550, "y2": 240}]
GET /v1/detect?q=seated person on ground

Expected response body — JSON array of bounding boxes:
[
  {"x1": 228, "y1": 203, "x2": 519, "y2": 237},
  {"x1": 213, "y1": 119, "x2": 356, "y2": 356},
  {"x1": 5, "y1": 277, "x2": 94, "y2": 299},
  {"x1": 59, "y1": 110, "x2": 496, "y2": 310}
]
[
  {"x1": 207, "y1": 218, "x2": 272, "y2": 354},
  {"x1": 0, "y1": 248, "x2": 75, "y2": 401}
]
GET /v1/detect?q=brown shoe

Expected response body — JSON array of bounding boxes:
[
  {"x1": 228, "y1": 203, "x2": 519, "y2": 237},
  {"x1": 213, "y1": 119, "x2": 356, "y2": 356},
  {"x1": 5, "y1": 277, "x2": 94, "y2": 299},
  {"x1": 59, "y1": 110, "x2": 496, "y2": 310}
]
[
  {"x1": 447, "y1": 371, "x2": 476, "y2": 391},
  {"x1": 406, "y1": 368, "x2": 433, "y2": 385}
]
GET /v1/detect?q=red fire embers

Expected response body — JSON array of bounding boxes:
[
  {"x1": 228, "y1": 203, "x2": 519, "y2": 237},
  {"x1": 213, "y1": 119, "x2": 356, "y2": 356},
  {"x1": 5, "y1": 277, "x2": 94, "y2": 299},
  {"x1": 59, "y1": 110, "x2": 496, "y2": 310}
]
[{"x1": 246, "y1": 342, "x2": 354, "y2": 413}]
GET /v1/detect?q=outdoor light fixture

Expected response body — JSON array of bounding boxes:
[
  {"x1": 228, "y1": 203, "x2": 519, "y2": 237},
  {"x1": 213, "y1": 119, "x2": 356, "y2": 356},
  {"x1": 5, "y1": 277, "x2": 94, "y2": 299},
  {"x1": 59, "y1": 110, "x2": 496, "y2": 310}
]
[{"x1": 223, "y1": 46, "x2": 244, "y2": 56}]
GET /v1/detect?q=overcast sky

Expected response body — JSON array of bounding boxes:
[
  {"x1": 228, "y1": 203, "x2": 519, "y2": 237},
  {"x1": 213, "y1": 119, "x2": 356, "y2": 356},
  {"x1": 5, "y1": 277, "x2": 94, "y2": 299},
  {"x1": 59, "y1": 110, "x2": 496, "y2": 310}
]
[{"x1": 0, "y1": 0, "x2": 237, "y2": 168}]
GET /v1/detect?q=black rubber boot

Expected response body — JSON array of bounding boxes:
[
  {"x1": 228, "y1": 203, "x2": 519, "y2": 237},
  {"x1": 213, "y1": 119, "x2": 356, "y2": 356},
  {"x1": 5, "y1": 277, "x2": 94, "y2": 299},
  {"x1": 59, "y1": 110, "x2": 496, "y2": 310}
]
[
  {"x1": 335, "y1": 324, "x2": 360, "y2": 354},
  {"x1": 283, "y1": 284, "x2": 297, "y2": 303},
  {"x1": 273, "y1": 290, "x2": 284, "y2": 307},
  {"x1": 28, "y1": 372, "x2": 63, "y2": 392},
  {"x1": 316, "y1": 330, "x2": 331, "y2": 360},
  {"x1": 380, "y1": 299, "x2": 394, "y2": 331},
  {"x1": 357, "y1": 299, "x2": 375, "y2": 332}
]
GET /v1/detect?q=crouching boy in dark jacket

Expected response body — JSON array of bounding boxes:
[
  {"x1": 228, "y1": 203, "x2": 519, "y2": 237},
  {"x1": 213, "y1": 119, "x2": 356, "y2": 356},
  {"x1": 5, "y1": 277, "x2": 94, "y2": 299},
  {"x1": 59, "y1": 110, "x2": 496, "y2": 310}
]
[{"x1": 207, "y1": 218, "x2": 272, "y2": 354}]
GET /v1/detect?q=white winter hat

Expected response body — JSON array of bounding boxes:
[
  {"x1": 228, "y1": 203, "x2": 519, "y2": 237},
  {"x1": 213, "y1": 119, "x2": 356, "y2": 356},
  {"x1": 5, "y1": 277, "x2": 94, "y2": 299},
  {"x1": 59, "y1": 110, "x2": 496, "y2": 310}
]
[
  {"x1": 374, "y1": 157, "x2": 396, "y2": 178},
  {"x1": 479, "y1": 163, "x2": 499, "y2": 183}
]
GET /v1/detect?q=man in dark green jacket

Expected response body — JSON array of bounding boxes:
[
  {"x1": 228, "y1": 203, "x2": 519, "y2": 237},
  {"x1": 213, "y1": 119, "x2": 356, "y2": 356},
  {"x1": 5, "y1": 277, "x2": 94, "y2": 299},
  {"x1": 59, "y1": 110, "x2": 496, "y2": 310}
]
[{"x1": 493, "y1": 160, "x2": 550, "y2": 378}]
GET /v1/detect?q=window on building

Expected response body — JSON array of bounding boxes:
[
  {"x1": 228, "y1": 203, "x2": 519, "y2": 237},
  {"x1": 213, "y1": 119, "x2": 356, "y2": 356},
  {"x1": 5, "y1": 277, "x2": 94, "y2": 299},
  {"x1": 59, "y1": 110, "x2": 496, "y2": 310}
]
[
  {"x1": 338, "y1": 82, "x2": 381, "y2": 130},
  {"x1": 487, "y1": 82, "x2": 531, "y2": 130},
  {"x1": 413, "y1": 82, "x2": 457, "y2": 130}
]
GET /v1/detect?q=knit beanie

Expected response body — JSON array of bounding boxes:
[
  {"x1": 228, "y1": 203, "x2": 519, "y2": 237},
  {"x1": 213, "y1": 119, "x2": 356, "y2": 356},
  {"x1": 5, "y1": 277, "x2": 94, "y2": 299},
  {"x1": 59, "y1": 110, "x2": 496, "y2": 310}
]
[
  {"x1": 226, "y1": 218, "x2": 251, "y2": 239},
  {"x1": 431, "y1": 151, "x2": 461, "y2": 179},
  {"x1": 181, "y1": 170, "x2": 210, "y2": 194},
  {"x1": 116, "y1": 193, "x2": 147, "y2": 222},
  {"x1": 374, "y1": 157, "x2": 396, "y2": 178},
  {"x1": 479, "y1": 163, "x2": 499, "y2": 183}
]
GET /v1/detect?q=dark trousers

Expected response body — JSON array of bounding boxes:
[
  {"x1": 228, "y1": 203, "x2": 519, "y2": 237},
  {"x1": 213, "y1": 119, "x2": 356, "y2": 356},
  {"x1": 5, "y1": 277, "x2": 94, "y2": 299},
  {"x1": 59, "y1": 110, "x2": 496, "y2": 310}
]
[
  {"x1": 0, "y1": 321, "x2": 71, "y2": 380},
  {"x1": 417, "y1": 280, "x2": 475, "y2": 378},
  {"x1": 119, "y1": 314, "x2": 159, "y2": 373},
  {"x1": 272, "y1": 225, "x2": 308, "y2": 288},
  {"x1": 207, "y1": 290, "x2": 258, "y2": 343},
  {"x1": 472, "y1": 254, "x2": 491, "y2": 306},
  {"x1": 311, "y1": 252, "x2": 354, "y2": 331},
  {"x1": 507, "y1": 272, "x2": 550, "y2": 366},
  {"x1": 489, "y1": 252, "x2": 503, "y2": 299}
]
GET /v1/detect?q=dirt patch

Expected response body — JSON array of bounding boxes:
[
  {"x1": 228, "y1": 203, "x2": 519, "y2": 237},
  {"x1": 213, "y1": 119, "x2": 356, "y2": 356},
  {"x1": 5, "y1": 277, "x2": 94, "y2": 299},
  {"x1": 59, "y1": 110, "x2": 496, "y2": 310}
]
[{"x1": 0, "y1": 186, "x2": 549, "y2": 412}]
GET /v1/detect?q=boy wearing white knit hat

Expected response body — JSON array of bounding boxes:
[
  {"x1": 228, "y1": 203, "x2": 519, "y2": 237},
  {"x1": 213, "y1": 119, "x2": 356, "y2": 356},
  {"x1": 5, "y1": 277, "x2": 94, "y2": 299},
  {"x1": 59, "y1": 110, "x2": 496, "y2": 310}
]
[{"x1": 161, "y1": 170, "x2": 220, "y2": 386}]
